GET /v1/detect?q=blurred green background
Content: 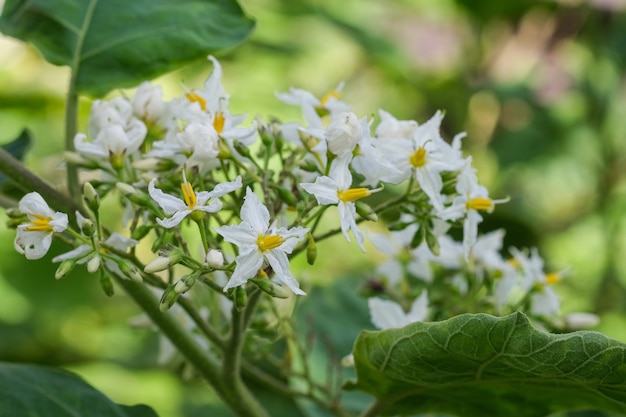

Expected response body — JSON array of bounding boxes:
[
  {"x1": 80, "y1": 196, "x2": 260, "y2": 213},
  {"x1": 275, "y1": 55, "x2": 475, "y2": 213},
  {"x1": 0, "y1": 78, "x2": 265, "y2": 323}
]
[{"x1": 2, "y1": 0, "x2": 626, "y2": 416}]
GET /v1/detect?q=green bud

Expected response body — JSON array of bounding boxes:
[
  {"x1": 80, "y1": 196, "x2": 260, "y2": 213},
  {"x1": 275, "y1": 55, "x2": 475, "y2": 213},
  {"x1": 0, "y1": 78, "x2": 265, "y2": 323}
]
[
  {"x1": 5, "y1": 207, "x2": 24, "y2": 219},
  {"x1": 83, "y1": 182, "x2": 100, "y2": 211},
  {"x1": 410, "y1": 227, "x2": 425, "y2": 249},
  {"x1": 355, "y1": 202, "x2": 378, "y2": 222},
  {"x1": 117, "y1": 261, "x2": 143, "y2": 283},
  {"x1": 159, "y1": 285, "x2": 179, "y2": 312},
  {"x1": 174, "y1": 271, "x2": 198, "y2": 294},
  {"x1": 131, "y1": 225, "x2": 152, "y2": 240},
  {"x1": 306, "y1": 233, "x2": 317, "y2": 266},
  {"x1": 99, "y1": 271, "x2": 114, "y2": 297},
  {"x1": 232, "y1": 140, "x2": 252, "y2": 159},
  {"x1": 274, "y1": 185, "x2": 299, "y2": 208},
  {"x1": 424, "y1": 228, "x2": 440, "y2": 256},
  {"x1": 81, "y1": 218, "x2": 96, "y2": 237},
  {"x1": 55, "y1": 259, "x2": 76, "y2": 279},
  {"x1": 144, "y1": 256, "x2": 171, "y2": 273},
  {"x1": 249, "y1": 278, "x2": 290, "y2": 299},
  {"x1": 234, "y1": 286, "x2": 248, "y2": 311},
  {"x1": 388, "y1": 221, "x2": 413, "y2": 231},
  {"x1": 116, "y1": 182, "x2": 152, "y2": 206},
  {"x1": 298, "y1": 160, "x2": 319, "y2": 173}
]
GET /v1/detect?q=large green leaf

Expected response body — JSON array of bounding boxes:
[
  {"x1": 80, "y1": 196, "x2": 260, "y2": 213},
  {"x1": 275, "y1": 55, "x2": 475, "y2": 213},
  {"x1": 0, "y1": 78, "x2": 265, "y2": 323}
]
[
  {"x1": 346, "y1": 312, "x2": 626, "y2": 417},
  {"x1": 0, "y1": 0, "x2": 255, "y2": 97},
  {"x1": 0, "y1": 362, "x2": 158, "y2": 416}
]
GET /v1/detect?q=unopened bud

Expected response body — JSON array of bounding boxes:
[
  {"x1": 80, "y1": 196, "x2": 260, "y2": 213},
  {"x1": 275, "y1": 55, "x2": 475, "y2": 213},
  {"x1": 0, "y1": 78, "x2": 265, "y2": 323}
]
[
  {"x1": 205, "y1": 249, "x2": 224, "y2": 268},
  {"x1": 88, "y1": 254, "x2": 101, "y2": 273},
  {"x1": 355, "y1": 202, "x2": 378, "y2": 222},
  {"x1": 116, "y1": 182, "x2": 151, "y2": 206},
  {"x1": 274, "y1": 186, "x2": 299, "y2": 208},
  {"x1": 424, "y1": 228, "x2": 440, "y2": 256},
  {"x1": 232, "y1": 140, "x2": 252, "y2": 159},
  {"x1": 99, "y1": 271, "x2": 114, "y2": 297},
  {"x1": 55, "y1": 259, "x2": 76, "y2": 279},
  {"x1": 83, "y1": 182, "x2": 100, "y2": 211},
  {"x1": 132, "y1": 157, "x2": 176, "y2": 171},
  {"x1": 174, "y1": 273, "x2": 197, "y2": 294},
  {"x1": 5, "y1": 207, "x2": 24, "y2": 219},
  {"x1": 159, "y1": 285, "x2": 179, "y2": 312},
  {"x1": 144, "y1": 256, "x2": 172, "y2": 273},
  {"x1": 249, "y1": 278, "x2": 290, "y2": 299},
  {"x1": 81, "y1": 218, "x2": 96, "y2": 237},
  {"x1": 131, "y1": 225, "x2": 152, "y2": 240},
  {"x1": 298, "y1": 160, "x2": 319, "y2": 173},
  {"x1": 118, "y1": 261, "x2": 143, "y2": 283},
  {"x1": 64, "y1": 151, "x2": 100, "y2": 169},
  {"x1": 306, "y1": 233, "x2": 317, "y2": 266},
  {"x1": 234, "y1": 286, "x2": 247, "y2": 311}
]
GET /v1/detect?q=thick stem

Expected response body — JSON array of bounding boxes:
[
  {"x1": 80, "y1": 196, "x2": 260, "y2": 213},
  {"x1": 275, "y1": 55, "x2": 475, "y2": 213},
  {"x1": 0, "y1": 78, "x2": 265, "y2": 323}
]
[
  {"x1": 0, "y1": 147, "x2": 84, "y2": 216},
  {"x1": 115, "y1": 278, "x2": 269, "y2": 417}
]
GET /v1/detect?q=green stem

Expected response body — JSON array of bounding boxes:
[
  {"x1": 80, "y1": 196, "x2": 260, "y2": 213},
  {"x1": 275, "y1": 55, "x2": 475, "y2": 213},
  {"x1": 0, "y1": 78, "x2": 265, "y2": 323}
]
[
  {"x1": 0, "y1": 147, "x2": 85, "y2": 216},
  {"x1": 115, "y1": 277, "x2": 269, "y2": 417}
]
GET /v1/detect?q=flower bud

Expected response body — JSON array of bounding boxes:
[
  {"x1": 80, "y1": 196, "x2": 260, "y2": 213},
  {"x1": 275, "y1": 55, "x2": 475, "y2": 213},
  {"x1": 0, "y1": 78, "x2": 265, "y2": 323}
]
[
  {"x1": 355, "y1": 202, "x2": 378, "y2": 222},
  {"x1": 306, "y1": 233, "x2": 317, "y2": 266},
  {"x1": 87, "y1": 254, "x2": 101, "y2": 273},
  {"x1": 117, "y1": 261, "x2": 143, "y2": 283},
  {"x1": 325, "y1": 112, "x2": 362, "y2": 157},
  {"x1": 83, "y1": 182, "x2": 100, "y2": 211},
  {"x1": 99, "y1": 271, "x2": 114, "y2": 297},
  {"x1": 273, "y1": 185, "x2": 299, "y2": 208},
  {"x1": 232, "y1": 140, "x2": 252, "y2": 159},
  {"x1": 234, "y1": 286, "x2": 247, "y2": 311},
  {"x1": 159, "y1": 285, "x2": 179, "y2": 312},
  {"x1": 424, "y1": 227, "x2": 440, "y2": 256},
  {"x1": 55, "y1": 259, "x2": 76, "y2": 279},
  {"x1": 116, "y1": 182, "x2": 152, "y2": 206},
  {"x1": 81, "y1": 218, "x2": 96, "y2": 237},
  {"x1": 144, "y1": 256, "x2": 172, "y2": 273},
  {"x1": 249, "y1": 278, "x2": 290, "y2": 299},
  {"x1": 131, "y1": 225, "x2": 152, "y2": 240},
  {"x1": 205, "y1": 249, "x2": 224, "y2": 268},
  {"x1": 5, "y1": 207, "x2": 24, "y2": 219},
  {"x1": 174, "y1": 272, "x2": 198, "y2": 294}
]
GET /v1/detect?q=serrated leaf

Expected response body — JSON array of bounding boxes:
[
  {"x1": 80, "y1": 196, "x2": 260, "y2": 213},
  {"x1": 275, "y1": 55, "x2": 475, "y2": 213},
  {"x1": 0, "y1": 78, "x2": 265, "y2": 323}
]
[
  {"x1": 0, "y1": 0, "x2": 255, "y2": 97},
  {"x1": 346, "y1": 312, "x2": 626, "y2": 417},
  {"x1": 0, "y1": 362, "x2": 159, "y2": 416}
]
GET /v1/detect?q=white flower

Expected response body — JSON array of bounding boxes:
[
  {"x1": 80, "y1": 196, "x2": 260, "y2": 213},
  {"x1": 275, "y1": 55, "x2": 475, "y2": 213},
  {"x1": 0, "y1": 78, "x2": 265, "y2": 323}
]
[
  {"x1": 150, "y1": 122, "x2": 221, "y2": 167},
  {"x1": 300, "y1": 156, "x2": 381, "y2": 251},
  {"x1": 276, "y1": 82, "x2": 350, "y2": 129},
  {"x1": 368, "y1": 291, "x2": 429, "y2": 329},
  {"x1": 325, "y1": 112, "x2": 363, "y2": 157},
  {"x1": 14, "y1": 192, "x2": 68, "y2": 260},
  {"x1": 214, "y1": 187, "x2": 309, "y2": 295},
  {"x1": 74, "y1": 120, "x2": 147, "y2": 167},
  {"x1": 380, "y1": 111, "x2": 465, "y2": 209},
  {"x1": 149, "y1": 173, "x2": 242, "y2": 228},
  {"x1": 132, "y1": 81, "x2": 164, "y2": 122}
]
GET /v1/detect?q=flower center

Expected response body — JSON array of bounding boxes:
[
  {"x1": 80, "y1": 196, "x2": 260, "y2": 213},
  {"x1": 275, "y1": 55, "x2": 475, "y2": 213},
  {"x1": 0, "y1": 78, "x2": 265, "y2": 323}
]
[
  {"x1": 545, "y1": 272, "x2": 561, "y2": 286},
  {"x1": 181, "y1": 180, "x2": 197, "y2": 210},
  {"x1": 410, "y1": 147, "x2": 427, "y2": 168},
  {"x1": 320, "y1": 89, "x2": 342, "y2": 107},
  {"x1": 466, "y1": 197, "x2": 494, "y2": 212},
  {"x1": 257, "y1": 234, "x2": 284, "y2": 251},
  {"x1": 185, "y1": 92, "x2": 207, "y2": 111},
  {"x1": 337, "y1": 188, "x2": 371, "y2": 203},
  {"x1": 25, "y1": 213, "x2": 53, "y2": 232},
  {"x1": 213, "y1": 111, "x2": 225, "y2": 134}
]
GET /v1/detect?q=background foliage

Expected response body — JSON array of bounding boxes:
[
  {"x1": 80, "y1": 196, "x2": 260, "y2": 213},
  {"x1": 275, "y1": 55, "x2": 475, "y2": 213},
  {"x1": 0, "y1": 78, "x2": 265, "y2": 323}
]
[{"x1": 1, "y1": 0, "x2": 626, "y2": 416}]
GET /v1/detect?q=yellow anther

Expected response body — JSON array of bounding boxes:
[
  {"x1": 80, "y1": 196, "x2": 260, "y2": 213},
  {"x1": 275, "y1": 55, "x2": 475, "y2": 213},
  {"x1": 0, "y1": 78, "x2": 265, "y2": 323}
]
[
  {"x1": 337, "y1": 188, "x2": 371, "y2": 203},
  {"x1": 320, "y1": 89, "x2": 342, "y2": 107},
  {"x1": 545, "y1": 272, "x2": 561, "y2": 286},
  {"x1": 213, "y1": 111, "x2": 225, "y2": 134},
  {"x1": 466, "y1": 197, "x2": 494, "y2": 212},
  {"x1": 257, "y1": 234, "x2": 284, "y2": 251},
  {"x1": 24, "y1": 213, "x2": 53, "y2": 232},
  {"x1": 410, "y1": 147, "x2": 427, "y2": 168},
  {"x1": 185, "y1": 92, "x2": 207, "y2": 111},
  {"x1": 507, "y1": 258, "x2": 521, "y2": 269},
  {"x1": 181, "y1": 170, "x2": 197, "y2": 210}
]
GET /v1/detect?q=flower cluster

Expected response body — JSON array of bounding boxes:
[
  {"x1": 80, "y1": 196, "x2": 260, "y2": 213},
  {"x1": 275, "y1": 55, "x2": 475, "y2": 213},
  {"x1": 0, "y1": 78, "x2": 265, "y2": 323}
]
[{"x1": 8, "y1": 55, "x2": 577, "y2": 332}]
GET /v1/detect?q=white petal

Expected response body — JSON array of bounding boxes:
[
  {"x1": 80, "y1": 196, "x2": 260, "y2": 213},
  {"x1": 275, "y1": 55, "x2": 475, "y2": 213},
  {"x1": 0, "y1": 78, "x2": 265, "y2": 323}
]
[
  {"x1": 14, "y1": 229, "x2": 53, "y2": 260},
  {"x1": 223, "y1": 249, "x2": 264, "y2": 291},
  {"x1": 214, "y1": 223, "x2": 257, "y2": 247},
  {"x1": 240, "y1": 188, "x2": 269, "y2": 233},
  {"x1": 205, "y1": 176, "x2": 243, "y2": 199},
  {"x1": 52, "y1": 244, "x2": 92, "y2": 263},
  {"x1": 19, "y1": 192, "x2": 53, "y2": 218},
  {"x1": 300, "y1": 177, "x2": 339, "y2": 205},
  {"x1": 368, "y1": 298, "x2": 408, "y2": 330},
  {"x1": 148, "y1": 179, "x2": 186, "y2": 214},
  {"x1": 408, "y1": 291, "x2": 429, "y2": 322},
  {"x1": 265, "y1": 251, "x2": 305, "y2": 295},
  {"x1": 157, "y1": 209, "x2": 191, "y2": 228}
]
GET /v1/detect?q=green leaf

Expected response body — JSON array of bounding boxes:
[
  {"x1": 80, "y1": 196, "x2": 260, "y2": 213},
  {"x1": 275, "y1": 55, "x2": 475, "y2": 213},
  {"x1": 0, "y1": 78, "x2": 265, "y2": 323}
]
[
  {"x1": 0, "y1": 129, "x2": 32, "y2": 187},
  {"x1": 346, "y1": 312, "x2": 626, "y2": 417},
  {"x1": 0, "y1": 0, "x2": 255, "y2": 97},
  {"x1": 0, "y1": 362, "x2": 159, "y2": 417}
]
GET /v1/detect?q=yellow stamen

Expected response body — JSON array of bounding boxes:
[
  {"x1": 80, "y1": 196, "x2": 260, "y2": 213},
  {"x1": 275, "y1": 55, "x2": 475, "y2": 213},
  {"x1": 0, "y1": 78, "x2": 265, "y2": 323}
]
[
  {"x1": 213, "y1": 111, "x2": 225, "y2": 134},
  {"x1": 545, "y1": 272, "x2": 561, "y2": 286},
  {"x1": 185, "y1": 92, "x2": 207, "y2": 111},
  {"x1": 257, "y1": 234, "x2": 284, "y2": 251},
  {"x1": 320, "y1": 89, "x2": 341, "y2": 107},
  {"x1": 410, "y1": 147, "x2": 427, "y2": 168},
  {"x1": 337, "y1": 188, "x2": 371, "y2": 203},
  {"x1": 180, "y1": 171, "x2": 197, "y2": 210},
  {"x1": 507, "y1": 258, "x2": 521, "y2": 268},
  {"x1": 24, "y1": 213, "x2": 53, "y2": 232},
  {"x1": 466, "y1": 197, "x2": 494, "y2": 212}
]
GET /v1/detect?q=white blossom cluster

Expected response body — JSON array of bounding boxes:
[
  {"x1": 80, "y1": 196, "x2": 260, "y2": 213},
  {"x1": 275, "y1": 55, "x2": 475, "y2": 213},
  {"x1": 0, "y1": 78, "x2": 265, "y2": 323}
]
[{"x1": 8, "y1": 55, "x2": 579, "y2": 332}]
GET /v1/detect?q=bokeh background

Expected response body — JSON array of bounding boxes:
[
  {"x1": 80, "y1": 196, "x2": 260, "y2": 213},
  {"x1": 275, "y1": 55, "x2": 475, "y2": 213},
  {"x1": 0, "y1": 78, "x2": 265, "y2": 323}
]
[{"x1": 2, "y1": 0, "x2": 626, "y2": 416}]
